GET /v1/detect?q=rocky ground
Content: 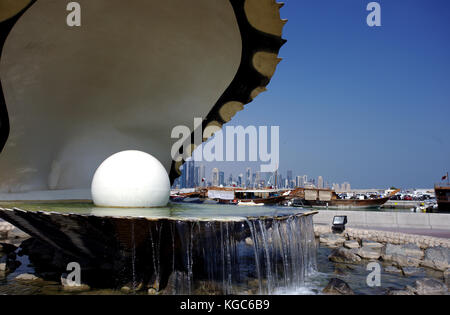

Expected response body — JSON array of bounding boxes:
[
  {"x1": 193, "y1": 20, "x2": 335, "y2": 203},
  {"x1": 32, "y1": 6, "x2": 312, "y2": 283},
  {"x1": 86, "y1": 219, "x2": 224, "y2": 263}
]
[{"x1": 316, "y1": 225, "x2": 449, "y2": 295}]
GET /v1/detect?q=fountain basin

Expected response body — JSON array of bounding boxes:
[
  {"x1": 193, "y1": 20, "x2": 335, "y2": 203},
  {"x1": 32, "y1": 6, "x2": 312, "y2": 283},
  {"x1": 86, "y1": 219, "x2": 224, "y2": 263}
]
[{"x1": 0, "y1": 203, "x2": 317, "y2": 294}]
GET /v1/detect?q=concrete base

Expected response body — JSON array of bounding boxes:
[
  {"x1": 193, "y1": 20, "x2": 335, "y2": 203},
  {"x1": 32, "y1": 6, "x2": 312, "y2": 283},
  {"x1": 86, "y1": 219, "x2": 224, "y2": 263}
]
[{"x1": 313, "y1": 210, "x2": 450, "y2": 232}]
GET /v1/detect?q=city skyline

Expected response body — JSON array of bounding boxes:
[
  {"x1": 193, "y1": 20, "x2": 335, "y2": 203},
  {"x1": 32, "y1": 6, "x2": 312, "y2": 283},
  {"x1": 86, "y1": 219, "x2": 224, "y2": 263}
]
[{"x1": 173, "y1": 160, "x2": 354, "y2": 191}]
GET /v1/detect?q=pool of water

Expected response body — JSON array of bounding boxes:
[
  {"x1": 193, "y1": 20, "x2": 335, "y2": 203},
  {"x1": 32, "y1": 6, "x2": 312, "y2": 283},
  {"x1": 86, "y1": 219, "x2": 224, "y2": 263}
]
[{"x1": 0, "y1": 201, "x2": 316, "y2": 221}]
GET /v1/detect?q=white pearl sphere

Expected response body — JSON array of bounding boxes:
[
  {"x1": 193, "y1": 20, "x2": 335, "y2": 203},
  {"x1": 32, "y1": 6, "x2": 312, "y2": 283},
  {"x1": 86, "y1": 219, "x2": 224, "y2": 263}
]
[{"x1": 91, "y1": 150, "x2": 170, "y2": 208}]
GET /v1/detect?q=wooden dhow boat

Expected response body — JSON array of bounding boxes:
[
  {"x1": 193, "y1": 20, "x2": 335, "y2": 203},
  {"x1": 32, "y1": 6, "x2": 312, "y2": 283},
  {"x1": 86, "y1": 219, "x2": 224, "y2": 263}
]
[{"x1": 289, "y1": 188, "x2": 399, "y2": 210}]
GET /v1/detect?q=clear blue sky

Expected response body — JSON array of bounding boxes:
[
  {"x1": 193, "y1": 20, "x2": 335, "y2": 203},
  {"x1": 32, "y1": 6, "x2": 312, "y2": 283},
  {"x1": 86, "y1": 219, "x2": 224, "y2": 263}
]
[{"x1": 199, "y1": 0, "x2": 450, "y2": 189}]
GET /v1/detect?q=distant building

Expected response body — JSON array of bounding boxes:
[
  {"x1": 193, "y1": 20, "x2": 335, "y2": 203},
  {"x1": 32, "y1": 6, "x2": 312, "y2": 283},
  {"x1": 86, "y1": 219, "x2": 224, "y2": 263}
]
[
  {"x1": 194, "y1": 166, "x2": 200, "y2": 187},
  {"x1": 212, "y1": 168, "x2": 219, "y2": 187},
  {"x1": 255, "y1": 171, "x2": 261, "y2": 188},
  {"x1": 228, "y1": 174, "x2": 233, "y2": 186},
  {"x1": 219, "y1": 172, "x2": 225, "y2": 187},
  {"x1": 318, "y1": 176, "x2": 324, "y2": 189},
  {"x1": 287, "y1": 170, "x2": 293, "y2": 183},
  {"x1": 180, "y1": 165, "x2": 186, "y2": 188},
  {"x1": 237, "y1": 174, "x2": 243, "y2": 187},
  {"x1": 246, "y1": 167, "x2": 251, "y2": 188},
  {"x1": 199, "y1": 164, "x2": 206, "y2": 186},
  {"x1": 296, "y1": 176, "x2": 302, "y2": 187},
  {"x1": 181, "y1": 159, "x2": 195, "y2": 188},
  {"x1": 340, "y1": 182, "x2": 351, "y2": 192}
]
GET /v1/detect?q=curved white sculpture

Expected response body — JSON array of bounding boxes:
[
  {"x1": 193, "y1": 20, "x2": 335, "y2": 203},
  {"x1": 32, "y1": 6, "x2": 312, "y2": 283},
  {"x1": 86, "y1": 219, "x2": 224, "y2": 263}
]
[
  {"x1": 91, "y1": 151, "x2": 170, "y2": 208},
  {"x1": 0, "y1": 0, "x2": 286, "y2": 200}
]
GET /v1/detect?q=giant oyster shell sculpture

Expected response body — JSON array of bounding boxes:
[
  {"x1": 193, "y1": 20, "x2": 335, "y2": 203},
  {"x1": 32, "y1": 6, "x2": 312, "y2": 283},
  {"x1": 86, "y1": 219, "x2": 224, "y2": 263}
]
[
  {"x1": 0, "y1": 0, "x2": 300, "y2": 294},
  {"x1": 0, "y1": 0, "x2": 286, "y2": 195}
]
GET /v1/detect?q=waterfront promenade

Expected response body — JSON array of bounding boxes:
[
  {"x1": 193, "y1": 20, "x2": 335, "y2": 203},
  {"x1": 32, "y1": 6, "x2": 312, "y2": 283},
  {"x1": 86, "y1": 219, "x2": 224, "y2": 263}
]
[{"x1": 314, "y1": 210, "x2": 450, "y2": 238}]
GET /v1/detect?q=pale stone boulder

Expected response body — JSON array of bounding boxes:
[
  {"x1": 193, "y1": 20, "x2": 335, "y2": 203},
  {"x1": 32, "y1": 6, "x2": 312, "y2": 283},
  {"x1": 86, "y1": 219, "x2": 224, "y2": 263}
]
[
  {"x1": 15, "y1": 273, "x2": 42, "y2": 282},
  {"x1": 362, "y1": 240, "x2": 384, "y2": 249},
  {"x1": 357, "y1": 246, "x2": 382, "y2": 260},
  {"x1": 323, "y1": 278, "x2": 354, "y2": 295},
  {"x1": 382, "y1": 243, "x2": 423, "y2": 267},
  {"x1": 344, "y1": 240, "x2": 360, "y2": 249},
  {"x1": 320, "y1": 233, "x2": 346, "y2": 248},
  {"x1": 421, "y1": 247, "x2": 450, "y2": 272},
  {"x1": 410, "y1": 278, "x2": 448, "y2": 295},
  {"x1": 328, "y1": 247, "x2": 362, "y2": 264}
]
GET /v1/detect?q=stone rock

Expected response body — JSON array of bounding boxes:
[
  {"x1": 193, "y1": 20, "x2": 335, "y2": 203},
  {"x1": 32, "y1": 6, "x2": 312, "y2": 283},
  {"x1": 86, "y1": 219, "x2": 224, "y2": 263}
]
[
  {"x1": 15, "y1": 273, "x2": 43, "y2": 282},
  {"x1": 0, "y1": 263, "x2": 6, "y2": 272},
  {"x1": 401, "y1": 267, "x2": 424, "y2": 277},
  {"x1": 322, "y1": 278, "x2": 354, "y2": 295},
  {"x1": 7, "y1": 228, "x2": 30, "y2": 240},
  {"x1": 120, "y1": 286, "x2": 132, "y2": 294},
  {"x1": 357, "y1": 246, "x2": 382, "y2": 260},
  {"x1": 120, "y1": 282, "x2": 144, "y2": 293},
  {"x1": 362, "y1": 240, "x2": 384, "y2": 249},
  {"x1": 382, "y1": 243, "x2": 423, "y2": 267},
  {"x1": 410, "y1": 278, "x2": 448, "y2": 295},
  {"x1": 148, "y1": 288, "x2": 158, "y2": 295},
  {"x1": 386, "y1": 288, "x2": 414, "y2": 295},
  {"x1": 320, "y1": 233, "x2": 346, "y2": 248},
  {"x1": 328, "y1": 247, "x2": 362, "y2": 264},
  {"x1": 444, "y1": 269, "x2": 449, "y2": 286},
  {"x1": 384, "y1": 266, "x2": 402, "y2": 274},
  {"x1": 421, "y1": 246, "x2": 450, "y2": 272},
  {"x1": 344, "y1": 240, "x2": 360, "y2": 249},
  {"x1": 0, "y1": 222, "x2": 14, "y2": 240}
]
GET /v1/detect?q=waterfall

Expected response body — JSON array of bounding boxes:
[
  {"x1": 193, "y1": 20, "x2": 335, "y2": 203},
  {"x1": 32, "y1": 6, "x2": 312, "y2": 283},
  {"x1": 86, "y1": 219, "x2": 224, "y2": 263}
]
[{"x1": 139, "y1": 214, "x2": 317, "y2": 295}]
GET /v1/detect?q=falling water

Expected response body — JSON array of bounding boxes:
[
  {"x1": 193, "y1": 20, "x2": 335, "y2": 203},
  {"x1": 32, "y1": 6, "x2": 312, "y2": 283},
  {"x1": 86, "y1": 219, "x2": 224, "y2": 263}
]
[
  {"x1": 131, "y1": 220, "x2": 137, "y2": 291},
  {"x1": 131, "y1": 213, "x2": 317, "y2": 295}
]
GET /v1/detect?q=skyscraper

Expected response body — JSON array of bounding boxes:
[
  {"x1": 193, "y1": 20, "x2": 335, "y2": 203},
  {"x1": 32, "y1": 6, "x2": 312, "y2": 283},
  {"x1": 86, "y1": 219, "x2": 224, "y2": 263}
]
[
  {"x1": 287, "y1": 170, "x2": 293, "y2": 182},
  {"x1": 318, "y1": 176, "x2": 324, "y2": 189},
  {"x1": 212, "y1": 168, "x2": 219, "y2": 187},
  {"x1": 238, "y1": 174, "x2": 243, "y2": 187},
  {"x1": 246, "y1": 167, "x2": 251, "y2": 187},
  {"x1": 180, "y1": 165, "x2": 186, "y2": 189},
  {"x1": 199, "y1": 164, "x2": 206, "y2": 187},
  {"x1": 219, "y1": 172, "x2": 225, "y2": 187},
  {"x1": 296, "y1": 176, "x2": 302, "y2": 188},
  {"x1": 187, "y1": 159, "x2": 195, "y2": 188},
  {"x1": 343, "y1": 182, "x2": 351, "y2": 192},
  {"x1": 228, "y1": 174, "x2": 234, "y2": 186},
  {"x1": 255, "y1": 171, "x2": 261, "y2": 188}
]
